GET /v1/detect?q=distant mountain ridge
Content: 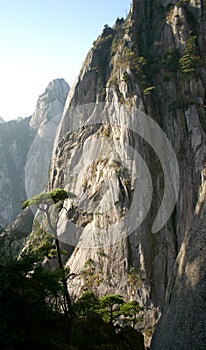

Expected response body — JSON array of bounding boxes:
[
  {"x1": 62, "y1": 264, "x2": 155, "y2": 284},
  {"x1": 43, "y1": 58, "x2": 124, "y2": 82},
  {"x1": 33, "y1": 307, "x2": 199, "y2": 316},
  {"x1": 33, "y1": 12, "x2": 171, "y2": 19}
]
[
  {"x1": 30, "y1": 78, "x2": 69, "y2": 129},
  {"x1": 0, "y1": 78, "x2": 69, "y2": 228}
]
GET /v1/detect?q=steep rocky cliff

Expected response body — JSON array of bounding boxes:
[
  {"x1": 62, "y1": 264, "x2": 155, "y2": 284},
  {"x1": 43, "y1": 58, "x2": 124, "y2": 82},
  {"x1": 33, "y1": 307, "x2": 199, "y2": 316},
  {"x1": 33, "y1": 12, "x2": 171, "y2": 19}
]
[
  {"x1": 47, "y1": 0, "x2": 205, "y2": 346},
  {"x1": 25, "y1": 78, "x2": 70, "y2": 201},
  {"x1": 0, "y1": 117, "x2": 35, "y2": 227},
  {"x1": 151, "y1": 180, "x2": 206, "y2": 349},
  {"x1": 0, "y1": 79, "x2": 69, "y2": 229}
]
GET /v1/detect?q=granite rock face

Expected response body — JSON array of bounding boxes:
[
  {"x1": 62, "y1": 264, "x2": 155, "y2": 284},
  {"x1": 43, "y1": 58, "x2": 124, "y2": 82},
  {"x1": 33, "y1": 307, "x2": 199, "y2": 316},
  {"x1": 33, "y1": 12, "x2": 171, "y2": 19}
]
[
  {"x1": 151, "y1": 182, "x2": 206, "y2": 350},
  {"x1": 48, "y1": 0, "x2": 205, "y2": 345},
  {"x1": 30, "y1": 78, "x2": 70, "y2": 129},
  {"x1": 25, "y1": 79, "x2": 70, "y2": 200},
  {"x1": 0, "y1": 79, "x2": 69, "y2": 228}
]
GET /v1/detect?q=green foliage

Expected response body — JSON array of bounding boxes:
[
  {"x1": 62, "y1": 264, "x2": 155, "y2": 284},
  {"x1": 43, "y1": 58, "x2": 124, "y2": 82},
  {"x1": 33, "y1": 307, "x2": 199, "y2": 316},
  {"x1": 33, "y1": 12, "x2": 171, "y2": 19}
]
[
  {"x1": 127, "y1": 267, "x2": 145, "y2": 290},
  {"x1": 122, "y1": 71, "x2": 130, "y2": 82},
  {"x1": 0, "y1": 246, "x2": 144, "y2": 349},
  {"x1": 25, "y1": 221, "x2": 54, "y2": 257},
  {"x1": 166, "y1": 3, "x2": 174, "y2": 12},
  {"x1": 185, "y1": 8, "x2": 197, "y2": 34},
  {"x1": 120, "y1": 301, "x2": 143, "y2": 327},
  {"x1": 114, "y1": 17, "x2": 125, "y2": 28},
  {"x1": 120, "y1": 300, "x2": 142, "y2": 315},
  {"x1": 100, "y1": 294, "x2": 124, "y2": 308},
  {"x1": 35, "y1": 241, "x2": 57, "y2": 259},
  {"x1": 133, "y1": 56, "x2": 148, "y2": 88},
  {"x1": 0, "y1": 253, "x2": 66, "y2": 349},
  {"x1": 179, "y1": 35, "x2": 200, "y2": 73},
  {"x1": 74, "y1": 291, "x2": 143, "y2": 329},
  {"x1": 166, "y1": 0, "x2": 189, "y2": 15},
  {"x1": 135, "y1": 56, "x2": 148, "y2": 72},
  {"x1": 163, "y1": 48, "x2": 180, "y2": 72},
  {"x1": 84, "y1": 258, "x2": 95, "y2": 267},
  {"x1": 22, "y1": 188, "x2": 74, "y2": 209},
  {"x1": 98, "y1": 34, "x2": 113, "y2": 46},
  {"x1": 92, "y1": 26, "x2": 114, "y2": 80},
  {"x1": 176, "y1": 1, "x2": 184, "y2": 7},
  {"x1": 72, "y1": 316, "x2": 126, "y2": 349},
  {"x1": 24, "y1": 220, "x2": 68, "y2": 260},
  {"x1": 119, "y1": 47, "x2": 137, "y2": 67},
  {"x1": 99, "y1": 294, "x2": 124, "y2": 323},
  {"x1": 163, "y1": 75, "x2": 170, "y2": 82},
  {"x1": 133, "y1": 55, "x2": 159, "y2": 92},
  {"x1": 81, "y1": 258, "x2": 102, "y2": 292},
  {"x1": 144, "y1": 86, "x2": 156, "y2": 95},
  {"x1": 1, "y1": 183, "x2": 146, "y2": 349},
  {"x1": 74, "y1": 291, "x2": 99, "y2": 316},
  {"x1": 110, "y1": 20, "x2": 127, "y2": 57}
]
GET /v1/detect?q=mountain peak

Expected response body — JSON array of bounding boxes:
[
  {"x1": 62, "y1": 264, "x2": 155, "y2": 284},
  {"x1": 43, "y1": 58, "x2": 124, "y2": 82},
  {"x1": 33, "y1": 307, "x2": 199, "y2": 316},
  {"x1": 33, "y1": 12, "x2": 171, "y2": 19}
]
[{"x1": 30, "y1": 78, "x2": 70, "y2": 129}]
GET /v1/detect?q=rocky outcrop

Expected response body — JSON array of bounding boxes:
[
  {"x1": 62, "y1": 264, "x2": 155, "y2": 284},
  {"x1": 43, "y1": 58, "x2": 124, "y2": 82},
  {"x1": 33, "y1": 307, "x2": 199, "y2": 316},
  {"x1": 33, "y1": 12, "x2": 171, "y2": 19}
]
[
  {"x1": 25, "y1": 79, "x2": 70, "y2": 200},
  {"x1": 0, "y1": 79, "x2": 69, "y2": 228},
  {"x1": 30, "y1": 78, "x2": 69, "y2": 129},
  {"x1": 48, "y1": 0, "x2": 205, "y2": 346}
]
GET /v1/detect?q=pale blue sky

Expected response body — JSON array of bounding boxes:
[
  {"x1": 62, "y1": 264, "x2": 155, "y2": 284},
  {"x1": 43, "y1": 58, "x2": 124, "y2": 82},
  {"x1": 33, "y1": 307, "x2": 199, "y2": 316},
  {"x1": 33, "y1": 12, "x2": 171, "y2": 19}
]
[{"x1": 0, "y1": 0, "x2": 131, "y2": 121}]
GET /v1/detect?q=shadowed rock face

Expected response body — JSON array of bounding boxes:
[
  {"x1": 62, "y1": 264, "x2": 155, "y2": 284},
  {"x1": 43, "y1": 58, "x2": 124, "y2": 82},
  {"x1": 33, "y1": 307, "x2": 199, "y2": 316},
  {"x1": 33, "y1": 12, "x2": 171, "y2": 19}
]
[
  {"x1": 48, "y1": 0, "x2": 205, "y2": 346},
  {"x1": 151, "y1": 183, "x2": 206, "y2": 350},
  {"x1": 0, "y1": 79, "x2": 69, "y2": 228},
  {"x1": 0, "y1": 117, "x2": 35, "y2": 227}
]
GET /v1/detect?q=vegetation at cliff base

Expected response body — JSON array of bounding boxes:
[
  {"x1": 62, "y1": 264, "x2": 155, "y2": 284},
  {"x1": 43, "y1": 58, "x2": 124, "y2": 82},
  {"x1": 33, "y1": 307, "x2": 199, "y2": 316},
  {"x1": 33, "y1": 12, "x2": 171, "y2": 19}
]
[
  {"x1": 0, "y1": 188, "x2": 145, "y2": 349},
  {"x1": 0, "y1": 245, "x2": 145, "y2": 349}
]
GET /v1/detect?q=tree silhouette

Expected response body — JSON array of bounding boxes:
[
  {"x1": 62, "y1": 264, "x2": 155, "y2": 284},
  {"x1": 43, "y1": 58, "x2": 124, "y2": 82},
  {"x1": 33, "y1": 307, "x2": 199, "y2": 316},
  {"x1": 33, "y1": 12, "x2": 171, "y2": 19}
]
[
  {"x1": 0, "y1": 251, "x2": 66, "y2": 348},
  {"x1": 74, "y1": 291, "x2": 99, "y2": 317},
  {"x1": 22, "y1": 188, "x2": 75, "y2": 338},
  {"x1": 99, "y1": 294, "x2": 124, "y2": 323}
]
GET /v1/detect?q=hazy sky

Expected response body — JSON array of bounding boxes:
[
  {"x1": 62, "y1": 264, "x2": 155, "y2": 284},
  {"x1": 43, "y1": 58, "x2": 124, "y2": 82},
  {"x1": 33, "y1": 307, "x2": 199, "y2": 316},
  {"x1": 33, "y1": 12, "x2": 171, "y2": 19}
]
[{"x1": 0, "y1": 0, "x2": 131, "y2": 121}]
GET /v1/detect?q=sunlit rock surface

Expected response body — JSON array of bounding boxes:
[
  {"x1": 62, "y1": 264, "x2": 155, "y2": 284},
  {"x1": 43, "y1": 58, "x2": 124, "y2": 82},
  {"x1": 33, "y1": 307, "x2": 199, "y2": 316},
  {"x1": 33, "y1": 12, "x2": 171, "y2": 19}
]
[{"x1": 48, "y1": 1, "x2": 205, "y2": 346}]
